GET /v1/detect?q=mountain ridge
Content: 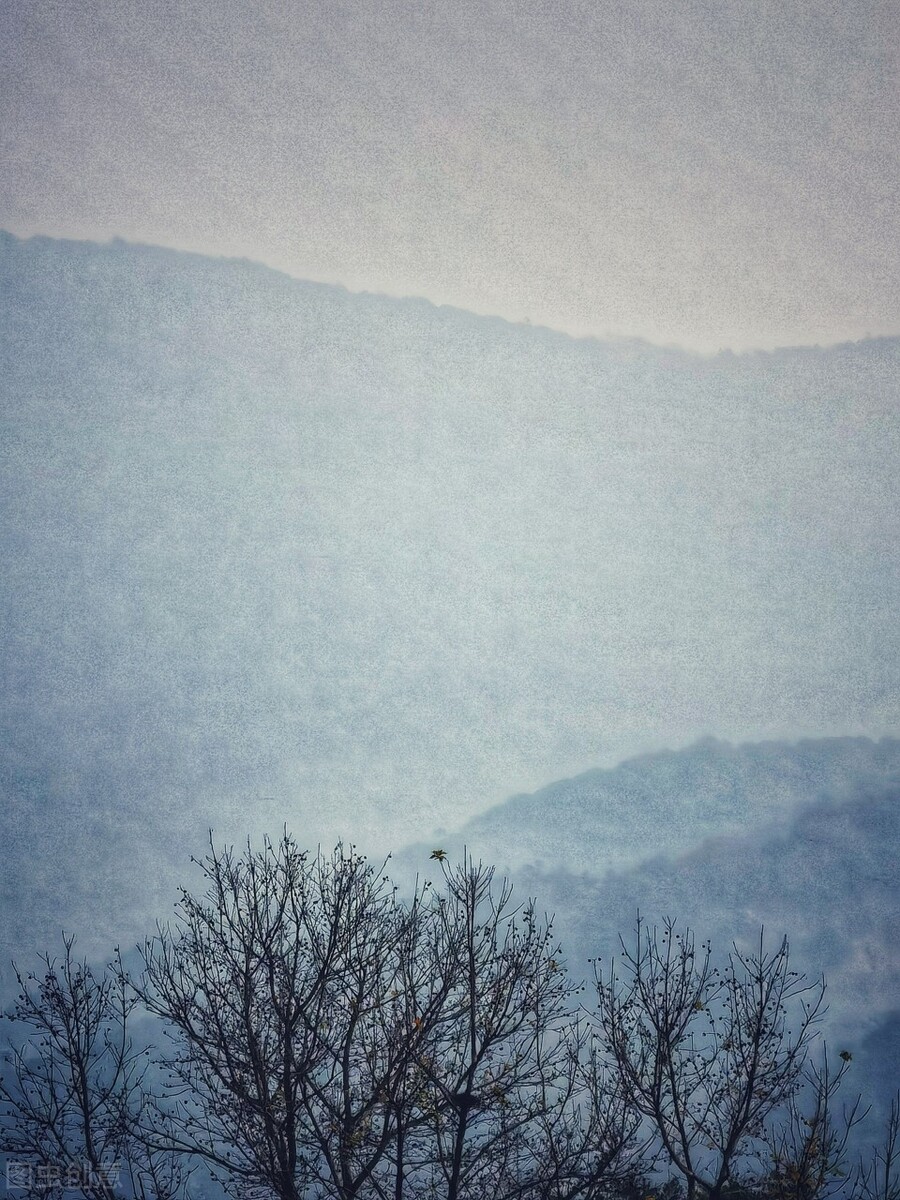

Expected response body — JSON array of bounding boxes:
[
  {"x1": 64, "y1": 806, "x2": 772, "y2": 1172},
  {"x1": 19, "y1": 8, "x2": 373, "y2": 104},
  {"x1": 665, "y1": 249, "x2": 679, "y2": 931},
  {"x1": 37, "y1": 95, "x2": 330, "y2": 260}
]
[
  {"x1": 5, "y1": 229, "x2": 900, "y2": 361},
  {"x1": 395, "y1": 735, "x2": 900, "y2": 877},
  {"x1": 394, "y1": 738, "x2": 900, "y2": 1108}
]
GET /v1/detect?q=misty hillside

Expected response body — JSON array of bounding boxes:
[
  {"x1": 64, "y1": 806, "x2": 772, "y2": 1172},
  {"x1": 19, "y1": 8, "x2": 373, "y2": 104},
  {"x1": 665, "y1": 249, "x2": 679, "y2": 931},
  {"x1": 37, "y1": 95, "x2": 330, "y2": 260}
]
[
  {"x1": 513, "y1": 785, "x2": 900, "y2": 1014},
  {"x1": 408, "y1": 735, "x2": 900, "y2": 876},
  {"x1": 396, "y1": 736, "x2": 900, "y2": 1039},
  {"x1": 2, "y1": 231, "x2": 900, "y2": 970},
  {"x1": 405, "y1": 754, "x2": 900, "y2": 1113},
  {"x1": 505, "y1": 785, "x2": 900, "y2": 1103}
]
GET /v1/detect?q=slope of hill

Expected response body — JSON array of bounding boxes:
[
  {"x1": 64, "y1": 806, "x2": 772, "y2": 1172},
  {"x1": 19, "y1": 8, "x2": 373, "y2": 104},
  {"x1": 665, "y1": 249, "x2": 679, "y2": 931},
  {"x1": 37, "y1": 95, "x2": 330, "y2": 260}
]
[
  {"x1": 395, "y1": 737, "x2": 900, "y2": 1022},
  {"x1": 407, "y1": 736, "x2": 900, "y2": 876},
  {"x1": 515, "y1": 784, "x2": 898, "y2": 996},
  {"x1": 2, "y1": 231, "x2": 900, "y2": 969},
  {"x1": 507, "y1": 786, "x2": 900, "y2": 1086},
  {"x1": 396, "y1": 740, "x2": 900, "y2": 1112},
  {"x1": 412, "y1": 764, "x2": 900, "y2": 1113}
]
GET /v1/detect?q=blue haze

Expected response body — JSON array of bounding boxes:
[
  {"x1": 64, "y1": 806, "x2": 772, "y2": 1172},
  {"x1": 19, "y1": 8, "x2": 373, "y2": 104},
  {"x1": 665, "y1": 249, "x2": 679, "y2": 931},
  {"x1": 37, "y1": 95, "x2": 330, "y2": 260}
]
[{"x1": 1, "y1": 232, "x2": 899, "y2": 981}]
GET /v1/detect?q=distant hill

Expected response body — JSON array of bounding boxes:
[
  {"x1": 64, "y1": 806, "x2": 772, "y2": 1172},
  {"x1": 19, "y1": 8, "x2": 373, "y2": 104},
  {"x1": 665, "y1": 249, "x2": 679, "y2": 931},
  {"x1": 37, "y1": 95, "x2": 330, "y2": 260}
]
[
  {"x1": 397, "y1": 741, "x2": 900, "y2": 1114},
  {"x1": 394, "y1": 737, "x2": 900, "y2": 1018},
  {"x1": 510, "y1": 785, "x2": 899, "y2": 1014},
  {"x1": 2, "y1": 231, "x2": 900, "y2": 972},
  {"x1": 400, "y1": 736, "x2": 900, "y2": 876},
  {"x1": 507, "y1": 786, "x2": 900, "y2": 1098}
]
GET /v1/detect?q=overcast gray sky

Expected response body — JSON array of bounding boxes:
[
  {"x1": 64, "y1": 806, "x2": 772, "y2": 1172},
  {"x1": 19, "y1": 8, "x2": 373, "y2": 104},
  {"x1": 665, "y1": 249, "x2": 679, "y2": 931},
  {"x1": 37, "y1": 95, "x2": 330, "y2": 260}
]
[{"x1": 2, "y1": 0, "x2": 898, "y2": 350}]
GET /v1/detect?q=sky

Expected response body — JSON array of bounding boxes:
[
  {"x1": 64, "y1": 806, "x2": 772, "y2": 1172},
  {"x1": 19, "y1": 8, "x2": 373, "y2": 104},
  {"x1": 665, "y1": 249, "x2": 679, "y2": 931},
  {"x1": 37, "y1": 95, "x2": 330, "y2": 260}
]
[{"x1": 2, "y1": 0, "x2": 898, "y2": 352}]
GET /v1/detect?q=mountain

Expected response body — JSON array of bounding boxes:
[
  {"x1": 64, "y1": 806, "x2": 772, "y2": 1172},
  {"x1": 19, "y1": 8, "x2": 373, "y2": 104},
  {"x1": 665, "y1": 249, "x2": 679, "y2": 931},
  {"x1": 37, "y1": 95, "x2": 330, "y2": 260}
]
[
  {"x1": 2, "y1": 231, "x2": 900, "y2": 972},
  {"x1": 512, "y1": 784, "x2": 899, "y2": 1013},
  {"x1": 509, "y1": 786, "x2": 900, "y2": 1105},
  {"x1": 401, "y1": 735, "x2": 900, "y2": 876},
  {"x1": 396, "y1": 740, "x2": 900, "y2": 1114},
  {"x1": 394, "y1": 737, "x2": 900, "y2": 1021}
]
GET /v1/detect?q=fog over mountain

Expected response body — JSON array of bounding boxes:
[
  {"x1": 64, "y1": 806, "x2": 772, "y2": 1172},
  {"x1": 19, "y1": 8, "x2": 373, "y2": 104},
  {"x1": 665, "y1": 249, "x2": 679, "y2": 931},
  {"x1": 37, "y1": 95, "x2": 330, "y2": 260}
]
[
  {"x1": 511, "y1": 784, "x2": 900, "y2": 1112},
  {"x1": 416, "y1": 738, "x2": 900, "y2": 1017},
  {"x1": 2, "y1": 232, "x2": 900, "y2": 976},
  {"x1": 401, "y1": 735, "x2": 900, "y2": 876},
  {"x1": 395, "y1": 737, "x2": 900, "y2": 1112}
]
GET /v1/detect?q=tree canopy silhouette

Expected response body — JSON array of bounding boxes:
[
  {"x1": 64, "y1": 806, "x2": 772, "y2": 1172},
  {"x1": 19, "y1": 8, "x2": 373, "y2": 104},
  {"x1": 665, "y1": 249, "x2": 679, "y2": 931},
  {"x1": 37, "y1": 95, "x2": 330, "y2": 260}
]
[{"x1": 1, "y1": 835, "x2": 896, "y2": 1200}]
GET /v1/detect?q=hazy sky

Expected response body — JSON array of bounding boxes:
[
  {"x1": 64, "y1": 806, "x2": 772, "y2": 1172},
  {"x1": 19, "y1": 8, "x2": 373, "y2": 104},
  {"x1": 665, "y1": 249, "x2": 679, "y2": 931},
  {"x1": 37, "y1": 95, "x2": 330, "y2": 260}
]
[{"x1": 2, "y1": 0, "x2": 898, "y2": 352}]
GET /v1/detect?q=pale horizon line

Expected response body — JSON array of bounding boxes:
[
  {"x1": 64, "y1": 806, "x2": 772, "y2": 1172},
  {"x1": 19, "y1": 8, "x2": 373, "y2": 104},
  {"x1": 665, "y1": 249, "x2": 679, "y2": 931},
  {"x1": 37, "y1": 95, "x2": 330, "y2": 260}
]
[{"x1": 4, "y1": 223, "x2": 898, "y2": 361}]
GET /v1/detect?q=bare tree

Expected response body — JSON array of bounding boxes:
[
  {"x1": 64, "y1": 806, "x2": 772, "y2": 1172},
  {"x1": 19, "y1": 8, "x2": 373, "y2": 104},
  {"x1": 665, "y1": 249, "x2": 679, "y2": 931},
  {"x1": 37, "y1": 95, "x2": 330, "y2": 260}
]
[
  {"x1": 855, "y1": 1094, "x2": 900, "y2": 1200},
  {"x1": 282, "y1": 848, "x2": 455, "y2": 1200},
  {"x1": 593, "y1": 918, "x2": 825, "y2": 1200},
  {"x1": 21, "y1": 845, "x2": 887, "y2": 1200},
  {"x1": 501, "y1": 1030, "x2": 646, "y2": 1200},
  {"x1": 133, "y1": 837, "x2": 642, "y2": 1200},
  {"x1": 136, "y1": 835, "x2": 438, "y2": 1200},
  {"x1": 409, "y1": 856, "x2": 640, "y2": 1200},
  {"x1": 762, "y1": 1050, "x2": 865, "y2": 1199},
  {"x1": 0, "y1": 935, "x2": 187, "y2": 1200}
]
